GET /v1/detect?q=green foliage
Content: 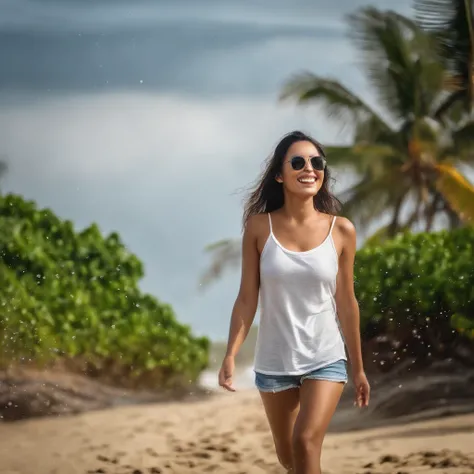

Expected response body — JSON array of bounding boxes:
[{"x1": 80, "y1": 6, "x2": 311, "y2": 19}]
[
  {"x1": 355, "y1": 226, "x2": 474, "y2": 343},
  {"x1": 0, "y1": 193, "x2": 209, "y2": 387}
]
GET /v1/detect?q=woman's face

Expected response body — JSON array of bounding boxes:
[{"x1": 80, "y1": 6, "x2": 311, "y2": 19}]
[{"x1": 276, "y1": 140, "x2": 325, "y2": 198}]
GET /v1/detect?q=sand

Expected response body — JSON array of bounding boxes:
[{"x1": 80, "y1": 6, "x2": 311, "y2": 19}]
[{"x1": 0, "y1": 389, "x2": 473, "y2": 474}]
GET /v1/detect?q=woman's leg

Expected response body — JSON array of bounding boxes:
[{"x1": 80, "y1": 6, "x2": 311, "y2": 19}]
[
  {"x1": 292, "y1": 380, "x2": 344, "y2": 474},
  {"x1": 259, "y1": 388, "x2": 300, "y2": 472}
]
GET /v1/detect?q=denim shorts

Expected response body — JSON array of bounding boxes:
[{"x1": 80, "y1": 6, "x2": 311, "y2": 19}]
[{"x1": 254, "y1": 359, "x2": 348, "y2": 393}]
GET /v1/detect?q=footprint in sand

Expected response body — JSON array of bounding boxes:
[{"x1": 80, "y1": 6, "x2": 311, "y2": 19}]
[
  {"x1": 203, "y1": 464, "x2": 219, "y2": 472},
  {"x1": 191, "y1": 450, "x2": 213, "y2": 459},
  {"x1": 145, "y1": 447, "x2": 159, "y2": 457},
  {"x1": 360, "y1": 449, "x2": 474, "y2": 473},
  {"x1": 175, "y1": 458, "x2": 199, "y2": 468},
  {"x1": 203, "y1": 444, "x2": 229, "y2": 453},
  {"x1": 97, "y1": 453, "x2": 121, "y2": 465},
  {"x1": 222, "y1": 451, "x2": 242, "y2": 463}
]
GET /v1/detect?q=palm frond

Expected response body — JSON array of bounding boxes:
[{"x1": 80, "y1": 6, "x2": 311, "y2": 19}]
[
  {"x1": 325, "y1": 144, "x2": 401, "y2": 175},
  {"x1": 280, "y1": 73, "x2": 392, "y2": 133},
  {"x1": 324, "y1": 146, "x2": 362, "y2": 169},
  {"x1": 435, "y1": 163, "x2": 474, "y2": 223},
  {"x1": 414, "y1": 0, "x2": 474, "y2": 110},
  {"x1": 432, "y1": 89, "x2": 465, "y2": 120},
  {"x1": 354, "y1": 114, "x2": 400, "y2": 145},
  {"x1": 339, "y1": 170, "x2": 408, "y2": 229},
  {"x1": 346, "y1": 7, "x2": 444, "y2": 121},
  {"x1": 451, "y1": 120, "x2": 474, "y2": 163},
  {"x1": 439, "y1": 120, "x2": 474, "y2": 164},
  {"x1": 199, "y1": 238, "x2": 242, "y2": 289}
]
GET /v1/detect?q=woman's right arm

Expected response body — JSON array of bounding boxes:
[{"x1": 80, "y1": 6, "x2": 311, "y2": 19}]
[{"x1": 219, "y1": 215, "x2": 261, "y2": 391}]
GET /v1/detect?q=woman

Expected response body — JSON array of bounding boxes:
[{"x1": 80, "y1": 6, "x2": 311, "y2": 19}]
[{"x1": 218, "y1": 130, "x2": 370, "y2": 474}]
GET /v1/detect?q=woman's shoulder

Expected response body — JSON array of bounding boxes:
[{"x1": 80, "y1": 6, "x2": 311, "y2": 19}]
[
  {"x1": 333, "y1": 215, "x2": 356, "y2": 238},
  {"x1": 245, "y1": 213, "x2": 271, "y2": 236}
]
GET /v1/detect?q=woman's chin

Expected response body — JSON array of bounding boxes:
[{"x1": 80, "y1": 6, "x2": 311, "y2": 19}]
[{"x1": 289, "y1": 186, "x2": 319, "y2": 199}]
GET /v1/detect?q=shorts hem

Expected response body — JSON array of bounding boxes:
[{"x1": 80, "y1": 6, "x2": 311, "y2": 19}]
[
  {"x1": 301, "y1": 375, "x2": 347, "y2": 385},
  {"x1": 256, "y1": 383, "x2": 299, "y2": 393}
]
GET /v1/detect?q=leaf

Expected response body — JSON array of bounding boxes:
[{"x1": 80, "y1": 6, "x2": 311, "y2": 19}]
[
  {"x1": 199, "y1": 238, "x2": 242, "y2": 288},
  {"x1": 339, "y1": 174, "x2": 407, "y2": 231},
  {"x1": 325, "y1": 144, "x2": 400, "y2": 174},
  {"x1": 346, "y1": 7, "x2": 444, "y2": 120},
  {"x1": 414, "y1": 0, "x2": 474, "y2": 111},
  {"x1": 435, "y1": 163, "x2": 474, "y2": 223},
  {"x1": 279, "y1": 73, "x2": 392, "y2": 133},
  {"x1": 450, "y1": 120, "x2": 474, "y2": 164}
]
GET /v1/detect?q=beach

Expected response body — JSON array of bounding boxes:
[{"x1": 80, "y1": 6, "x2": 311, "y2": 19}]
[{"x1": 1, "y1": 383, "x2": 473, "y2": 474}]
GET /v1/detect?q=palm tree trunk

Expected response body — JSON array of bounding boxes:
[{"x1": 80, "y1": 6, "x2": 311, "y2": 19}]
[
  {"x1": 445, "y1": 203, "x2": 463, "y2": 228},
  {"x1": 425, "y1": 194, "x2": 441, "y2": 231},
  {"x1": 388, "y1": 196, "x2": 404, "y2": 236}
]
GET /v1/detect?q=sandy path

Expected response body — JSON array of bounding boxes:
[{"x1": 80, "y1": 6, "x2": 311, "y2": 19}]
[{"x1": 0, "y1": 389, "x2": 473, "y2": 474}]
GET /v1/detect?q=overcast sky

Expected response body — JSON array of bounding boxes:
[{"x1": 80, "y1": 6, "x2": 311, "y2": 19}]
[{"x1": 0, "y1": 0, "x2": 414, "y2": 340}]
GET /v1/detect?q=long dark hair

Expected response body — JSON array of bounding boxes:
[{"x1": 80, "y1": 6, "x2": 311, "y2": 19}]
[{"x1": 242, "y1": 130, "x2": 341, "y2": 228}]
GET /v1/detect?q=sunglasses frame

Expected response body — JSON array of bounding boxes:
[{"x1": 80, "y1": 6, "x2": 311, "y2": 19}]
[{"x1": 286, "y1": 155, "x2": 327, "y2": 171}]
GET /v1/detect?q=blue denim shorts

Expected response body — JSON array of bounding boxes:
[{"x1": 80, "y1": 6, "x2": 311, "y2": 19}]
[{"x1": 254, "y1": 359, "x2": 348, "y2": 393}]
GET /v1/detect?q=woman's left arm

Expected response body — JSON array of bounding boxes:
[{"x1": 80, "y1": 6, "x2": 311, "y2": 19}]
[{"x1": 334, "y1": 217, "x2": 370, "y2": 407}]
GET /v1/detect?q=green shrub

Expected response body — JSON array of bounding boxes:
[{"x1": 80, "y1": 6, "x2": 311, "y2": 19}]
[
  {"x1": 0, "y1": 193, "x2": 209, "y2": 387},
  {"x1": 355, "y1": 226, "x2": 474, "y2": 365}
]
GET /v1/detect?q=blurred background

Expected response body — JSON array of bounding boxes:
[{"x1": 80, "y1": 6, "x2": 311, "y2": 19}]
[{"x1": 1, "y1": 0, "x2": 474, "y2": 472}]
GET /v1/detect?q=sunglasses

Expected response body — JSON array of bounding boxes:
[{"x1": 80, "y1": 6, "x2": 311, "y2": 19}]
[{"x1": 286, "y1": 155, "x2": 327, "y2": 171}]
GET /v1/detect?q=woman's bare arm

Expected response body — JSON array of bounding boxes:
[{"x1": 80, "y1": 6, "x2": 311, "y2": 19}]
[
  {"x1": 334, "y1": 218, "x2": 364, "y2": 375},
  {"x1": 224, "y1": 215, "x2": 262, "y2": 358}
]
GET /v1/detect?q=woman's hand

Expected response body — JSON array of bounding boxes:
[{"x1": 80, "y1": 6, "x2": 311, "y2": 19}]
[
  {"x1": 218, "y1": 355, "x2": 236, "y2": 392},
  {"x1": 353, "y1": 371, "x2": 370, "y2": 407}
]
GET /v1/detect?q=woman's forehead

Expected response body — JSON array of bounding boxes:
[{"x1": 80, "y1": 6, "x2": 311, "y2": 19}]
[{"x1": 287, "y1": 140, "x2": 322, "y2": 156}]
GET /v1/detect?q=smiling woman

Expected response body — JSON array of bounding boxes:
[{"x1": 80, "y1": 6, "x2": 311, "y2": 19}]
[
  {"x1": 218, "y1": 131, "x2": 369, "y2": 474},
  {"x1": 241, "y1": 131, "x2": 340, "y2": 226}
]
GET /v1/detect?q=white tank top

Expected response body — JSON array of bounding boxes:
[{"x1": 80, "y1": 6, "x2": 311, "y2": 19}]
[{"x1": 253, "y1": 213, "x2": 347, "y2": 375}]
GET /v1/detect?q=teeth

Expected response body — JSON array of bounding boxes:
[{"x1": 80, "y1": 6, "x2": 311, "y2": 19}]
[{"x1": 298, "y1": 178, "x2": 315, "y2": 183}]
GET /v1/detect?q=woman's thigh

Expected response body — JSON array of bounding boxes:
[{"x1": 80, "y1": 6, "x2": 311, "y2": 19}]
[
  {"x1": 294, "y1": 379, "x2": 345, "y2": 444},
  {"x1": 257, "y1": 376, "x2": 299, "y2": 468},
  {"x1": 259, "y1": 386, "x2": 300, "y2": 467}
]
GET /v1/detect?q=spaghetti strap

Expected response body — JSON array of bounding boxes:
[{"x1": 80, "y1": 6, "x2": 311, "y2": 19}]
[
  {"x1": 329, "y1": 215, "x2": 337, "y2": 234},
  {"x1": 267, "y1": 213, "x2": 273, "y2": 233}
]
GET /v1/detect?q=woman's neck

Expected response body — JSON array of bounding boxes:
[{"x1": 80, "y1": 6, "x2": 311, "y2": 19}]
[{"x1": 280, "y1": 194, "x2": 317, "y2": 224}]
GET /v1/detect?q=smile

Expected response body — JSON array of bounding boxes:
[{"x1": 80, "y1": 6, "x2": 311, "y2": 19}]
[{"x1": 297, "y1": 177, "x2": 316, "y2": 184}]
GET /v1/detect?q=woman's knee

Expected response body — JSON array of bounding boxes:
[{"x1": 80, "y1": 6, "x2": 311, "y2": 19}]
[{"x1": 292, "y1": 428, "x2": 324, "y2": 455}]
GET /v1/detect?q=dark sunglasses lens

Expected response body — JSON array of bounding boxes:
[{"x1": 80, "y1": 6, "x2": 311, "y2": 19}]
[
  {"x1": 311, "y1": 156, "x2": 326, "y2": 170},
  {"x1": 290, "y1": 157, "x2": 305, "y2": 170}
]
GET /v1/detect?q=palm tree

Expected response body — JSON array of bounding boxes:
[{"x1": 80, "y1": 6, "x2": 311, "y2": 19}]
[
  {"x1": 280, "y1": 7, "x2": 474, "y2": 235},
  {"x1": 414, "y1": 0, "x2": 474, "y2": 117},
  {"x1": 199, "y1": 7, "x2": 474, "y2": 287}
]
